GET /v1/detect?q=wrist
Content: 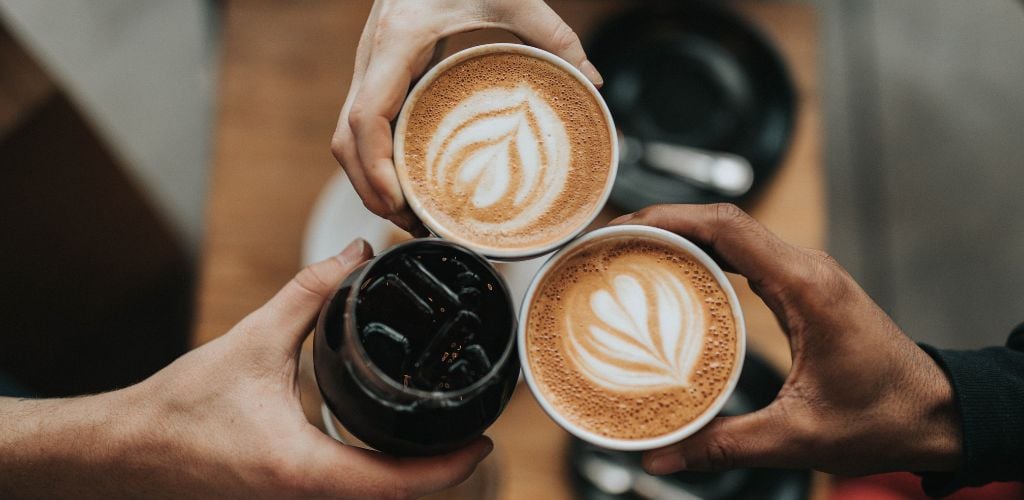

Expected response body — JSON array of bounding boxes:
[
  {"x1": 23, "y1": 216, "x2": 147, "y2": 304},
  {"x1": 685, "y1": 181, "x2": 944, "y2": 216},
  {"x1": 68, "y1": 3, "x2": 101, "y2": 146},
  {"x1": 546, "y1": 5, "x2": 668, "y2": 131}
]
[
  {"x1": 909, "y1": 347, "x2": 963, "y2": 472},
  {"x1": 0, "y1": 389, "x2": 140, "y2": 496}
]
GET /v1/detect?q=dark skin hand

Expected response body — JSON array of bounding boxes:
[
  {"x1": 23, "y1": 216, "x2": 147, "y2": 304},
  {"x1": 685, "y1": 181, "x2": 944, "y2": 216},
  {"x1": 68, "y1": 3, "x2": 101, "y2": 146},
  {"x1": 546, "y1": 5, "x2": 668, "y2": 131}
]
[{"x1": 610, "y1": 204, "x2": 962, "y2": 476}]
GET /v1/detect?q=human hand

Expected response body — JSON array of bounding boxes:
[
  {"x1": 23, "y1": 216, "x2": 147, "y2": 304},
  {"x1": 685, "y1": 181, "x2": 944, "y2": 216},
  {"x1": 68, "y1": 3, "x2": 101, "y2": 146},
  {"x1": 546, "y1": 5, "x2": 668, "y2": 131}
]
[
  {"x1": 331, "y1": 0, "x2": 602, "y2": 234},
  {"x1": 610, "y1": 205, "x2": 962, "y2": 476},
  {"x1": 0, "y1": 239, "x2": 491, "y2": 499}
]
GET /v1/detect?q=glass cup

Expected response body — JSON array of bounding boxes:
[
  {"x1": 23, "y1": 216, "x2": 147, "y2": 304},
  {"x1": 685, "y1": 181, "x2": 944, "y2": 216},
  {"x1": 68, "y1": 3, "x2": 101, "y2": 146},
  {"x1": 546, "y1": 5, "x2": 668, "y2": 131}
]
[{"x1": 314, "y1": 238, "x2": 520, "y2": 456}]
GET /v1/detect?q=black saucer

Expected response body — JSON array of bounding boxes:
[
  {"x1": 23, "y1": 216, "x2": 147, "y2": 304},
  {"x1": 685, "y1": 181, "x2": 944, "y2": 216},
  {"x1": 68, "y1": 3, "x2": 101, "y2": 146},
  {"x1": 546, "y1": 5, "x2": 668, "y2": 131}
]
[
  {"x1": 587, "y1": 1, "x2": 796, "y2": 209},
  {"x1": 567, "y1": 351, "x2": 811, "y2": 500}
]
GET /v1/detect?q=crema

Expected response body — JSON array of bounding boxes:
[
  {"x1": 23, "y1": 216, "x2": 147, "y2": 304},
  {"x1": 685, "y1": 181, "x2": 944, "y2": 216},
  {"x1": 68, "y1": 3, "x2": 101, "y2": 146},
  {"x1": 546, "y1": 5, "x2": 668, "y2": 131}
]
[
  {"x1": 396, "y1": 47, "x2": 614, "y2": 257},
  {"x1": 525, "y1": 235, "x2": 739, "y2": 440}
]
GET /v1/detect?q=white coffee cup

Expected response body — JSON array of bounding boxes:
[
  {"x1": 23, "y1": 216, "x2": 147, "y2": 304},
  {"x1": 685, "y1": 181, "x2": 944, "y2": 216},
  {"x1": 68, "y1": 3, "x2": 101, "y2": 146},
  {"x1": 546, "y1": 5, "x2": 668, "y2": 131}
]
[
  {"x1": 517, "y1": 224, "x2": 746, "y2": 450},
  {"x1": 393, "y1": 43, "x2": 618, "y2": 261}
]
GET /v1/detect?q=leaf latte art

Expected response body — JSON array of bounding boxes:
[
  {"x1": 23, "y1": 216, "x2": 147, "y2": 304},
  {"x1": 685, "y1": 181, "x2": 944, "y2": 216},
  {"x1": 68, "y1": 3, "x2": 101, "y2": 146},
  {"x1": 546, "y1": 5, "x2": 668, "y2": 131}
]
[
  {"x1": 425, "y1": 84, "x2": 570, "y2": 229},
  {"x1": 526, "y1": 236, "x2": 739, "y2": 440},
  {"x1": 398, "y1": 51, "x2": 614, "y2": 253},
  {"x1": 566, "y1": 267, "x2": 705, "y2": 391}
]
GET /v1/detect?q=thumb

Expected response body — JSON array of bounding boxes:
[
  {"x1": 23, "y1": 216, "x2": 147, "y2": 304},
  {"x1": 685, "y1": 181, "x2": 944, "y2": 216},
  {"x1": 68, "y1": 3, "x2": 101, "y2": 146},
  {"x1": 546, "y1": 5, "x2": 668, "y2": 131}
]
[
  {"x1": 494, "y1": 0, "x2": 603, "y2": 86},
  {"x1": 250, "y1": 239, "x2": 373, "y2": 354},
  {"x1": 641, "y1": 408, "x2": 795, "y2": 474}
]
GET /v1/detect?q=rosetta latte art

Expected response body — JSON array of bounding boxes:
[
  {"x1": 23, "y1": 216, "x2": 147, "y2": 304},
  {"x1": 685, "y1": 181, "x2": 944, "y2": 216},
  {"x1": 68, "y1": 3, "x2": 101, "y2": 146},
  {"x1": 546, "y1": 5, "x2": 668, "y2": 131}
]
[
  {"x1": 424, "y1": 84, "x2": 571, "y2": 230},
  {"x1": 566, "y1": 265, "x2": 706, "y2": 391}
]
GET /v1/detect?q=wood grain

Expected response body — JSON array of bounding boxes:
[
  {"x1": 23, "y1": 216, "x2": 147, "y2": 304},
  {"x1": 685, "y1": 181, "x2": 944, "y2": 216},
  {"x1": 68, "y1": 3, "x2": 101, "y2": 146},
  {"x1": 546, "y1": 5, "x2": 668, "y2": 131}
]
[{"x1": 195, "y1": 1, "x2": 825, "y2": 498}]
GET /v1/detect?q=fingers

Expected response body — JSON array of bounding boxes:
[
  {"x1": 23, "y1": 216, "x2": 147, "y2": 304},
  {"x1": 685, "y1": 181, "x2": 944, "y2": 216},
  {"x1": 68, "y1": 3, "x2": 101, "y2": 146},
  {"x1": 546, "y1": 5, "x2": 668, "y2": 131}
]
[
  {"x1": 642, "y1": 409, "x2": 797, "y2": 474},
  {"x1": 251, "y1": 239, "x2": 373, "y2": 354},
  {"x1": 347, "y1": 35, "x2": 438, "y2": 214},
  {"x1": 610, "y1": 204, "x2": 808, "y2": 291},
  {"x1": 494, "y1": 0, "x2": 603, "y2": 86},
  {"x1": 304, "y1": 433, "x2": 493, "y2": 498}
]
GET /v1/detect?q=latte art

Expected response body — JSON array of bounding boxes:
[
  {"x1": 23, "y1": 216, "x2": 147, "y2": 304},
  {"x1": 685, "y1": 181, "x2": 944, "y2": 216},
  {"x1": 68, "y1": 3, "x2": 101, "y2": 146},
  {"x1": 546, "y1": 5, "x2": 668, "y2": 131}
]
[
  {"x1": 397, "y1": 48, "x2": 614, "y2": 255},
  {"x1": 567, "y1": 267, "x2": 705, "y2": 391},
  {"x1": 425, "y1": 84, "x2": 570, "y2": 230},
  {"x1": 525, "y1": 235, "x2": 739, "y2": 441}
]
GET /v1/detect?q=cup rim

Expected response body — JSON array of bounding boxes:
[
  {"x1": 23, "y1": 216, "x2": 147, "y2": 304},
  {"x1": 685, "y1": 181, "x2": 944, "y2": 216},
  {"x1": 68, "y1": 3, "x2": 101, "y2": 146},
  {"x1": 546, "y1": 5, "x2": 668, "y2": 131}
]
[
  {"x1": 393, "y1": 42, "x2": 619, "y2": 261},
  {"x1": 516, "y1": 225, "x2": 747, "y2": 451}
]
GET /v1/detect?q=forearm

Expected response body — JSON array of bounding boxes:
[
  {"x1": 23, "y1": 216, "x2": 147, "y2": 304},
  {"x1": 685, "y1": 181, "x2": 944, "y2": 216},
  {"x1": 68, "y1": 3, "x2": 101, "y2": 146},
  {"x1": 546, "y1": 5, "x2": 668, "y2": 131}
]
[{"x1": 0, "y1": 392, "x2": 134, "y2": 498}]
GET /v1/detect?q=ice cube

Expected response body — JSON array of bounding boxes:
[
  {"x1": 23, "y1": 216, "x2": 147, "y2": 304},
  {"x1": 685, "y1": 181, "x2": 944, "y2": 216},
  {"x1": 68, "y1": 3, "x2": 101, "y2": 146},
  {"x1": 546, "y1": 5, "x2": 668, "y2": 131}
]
[
  {"x1": 399, "y1": 255, "x2": 459, "y2": 306},
  {"x1": 461, "y1": 343, "x2": 492, "y2": 373},
  {"x1": 411, "y1": 310, "x2": 481, "y2": 389},
  {"x1": 444, "y1": 343, "x2": 492, "y2": 389},
  {"x1": 451, "y1": 258, "x2": 481, "y2": 288},
  {"x1": 361, "y1": 322, "x2": 412, "y2": 379},
  {"x1": 364, "y1": 273, "x2": 432, "y2": 316},
  {"x1": 458, "y1": 286, "x2": 481, "y2": 310}
]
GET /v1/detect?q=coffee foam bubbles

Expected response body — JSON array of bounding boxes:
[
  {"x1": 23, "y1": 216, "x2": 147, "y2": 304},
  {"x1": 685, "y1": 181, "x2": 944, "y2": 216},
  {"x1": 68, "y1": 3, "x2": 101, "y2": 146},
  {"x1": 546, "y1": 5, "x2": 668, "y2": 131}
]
[
  {"x1": 400, "y1": 52, "x2": 613, "y2": 252},
  {"x1": 526, "y1": 237, "x2": 738, "y2": 440},
  {"x1": 424, "y1": 83, "x2": 570, "y2": 233}
]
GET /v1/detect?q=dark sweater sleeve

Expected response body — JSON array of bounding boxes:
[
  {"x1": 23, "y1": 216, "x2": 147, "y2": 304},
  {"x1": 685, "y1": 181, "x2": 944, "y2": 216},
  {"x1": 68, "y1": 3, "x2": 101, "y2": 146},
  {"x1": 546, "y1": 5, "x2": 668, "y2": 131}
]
[{"x1": 917, "y1": 323, "x2": 1024, "y2": 496}]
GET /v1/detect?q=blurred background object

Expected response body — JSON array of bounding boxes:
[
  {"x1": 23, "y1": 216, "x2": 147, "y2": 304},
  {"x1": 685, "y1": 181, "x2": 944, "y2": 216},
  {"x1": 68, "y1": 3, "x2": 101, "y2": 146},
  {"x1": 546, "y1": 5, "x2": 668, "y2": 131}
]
[
  {"x1": 822, "y1": 0, "x2": 1024, "y2": 349},
  {"x1": 0, "y1": 0, "x2": 217, "y2": 395},
  {"x1": 590, "y1": 2, "x2": 795, "y2": 210}
]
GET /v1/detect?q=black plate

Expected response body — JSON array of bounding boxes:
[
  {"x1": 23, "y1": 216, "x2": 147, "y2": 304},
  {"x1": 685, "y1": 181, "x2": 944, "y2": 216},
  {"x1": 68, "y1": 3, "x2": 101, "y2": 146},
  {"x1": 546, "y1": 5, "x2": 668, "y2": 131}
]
[
  {"x1": 587, "y1": 1, "x2": 796, "y2": 210},
  {"x1": 567, "y1": 351, "x2": 811, "y2": 500}
]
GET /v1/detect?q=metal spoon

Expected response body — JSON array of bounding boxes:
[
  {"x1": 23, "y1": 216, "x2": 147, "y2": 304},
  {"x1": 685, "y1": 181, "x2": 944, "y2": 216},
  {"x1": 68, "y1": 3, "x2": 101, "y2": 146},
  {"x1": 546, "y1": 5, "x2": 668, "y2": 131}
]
[
  {"x1": 619, "y1": 133, "x2": 755, "y2": 198},
  {"x1": 579, "y1": 452, "x2": 701, "y2": 500}
]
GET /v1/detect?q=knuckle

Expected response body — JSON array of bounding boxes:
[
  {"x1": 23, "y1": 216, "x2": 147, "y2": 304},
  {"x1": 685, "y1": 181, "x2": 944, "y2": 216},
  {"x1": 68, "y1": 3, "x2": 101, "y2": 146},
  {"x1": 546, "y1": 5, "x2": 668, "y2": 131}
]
[
  {"x1": 789, "y1": 249, "x2": 852, "y2": 307},
  {"x1": 550, "y1": 22, "x2": 581, "y2": 53},
  {"x1": 347, "y1": 105, "x2": 365, "y2": 131},
  {"x1": 713, "y1": 202, "x2": 748, "y2": 226},
  {"x1": 703, "y1": 437, "x2": 736, "y2": 472},
  {"x1": 294, "y1": 264, "x2": 333, "y2": 298},
  {"x1": 330, "y1": 135, "x2": 350, "y2": 163}
]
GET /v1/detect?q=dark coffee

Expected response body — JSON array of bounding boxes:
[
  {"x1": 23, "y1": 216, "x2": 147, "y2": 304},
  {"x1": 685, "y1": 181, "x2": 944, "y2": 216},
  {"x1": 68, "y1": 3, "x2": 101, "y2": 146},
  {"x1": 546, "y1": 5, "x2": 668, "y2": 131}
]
[{"x1": 314, "y1": 239, "x2": 518, "y2": 456}]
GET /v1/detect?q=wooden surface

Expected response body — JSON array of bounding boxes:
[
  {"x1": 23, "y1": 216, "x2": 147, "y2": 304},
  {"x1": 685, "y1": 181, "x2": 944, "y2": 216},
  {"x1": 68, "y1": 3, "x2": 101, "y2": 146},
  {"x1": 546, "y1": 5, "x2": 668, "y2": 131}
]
[{"x1": 194, "y1": 1, "x2": 825, "y2": 498}]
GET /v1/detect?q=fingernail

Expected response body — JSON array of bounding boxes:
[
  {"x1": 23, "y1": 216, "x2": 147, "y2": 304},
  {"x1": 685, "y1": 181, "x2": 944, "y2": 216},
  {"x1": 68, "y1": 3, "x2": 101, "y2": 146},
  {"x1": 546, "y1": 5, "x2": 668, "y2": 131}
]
[
  {"x1": 645, "y1": 453, "x2": 685, "y2": 475},
  {"x1": 580, "y1": 60, "x2": 603, "y2": 87},
  {"x1": 338, "y1": 238, "x2": 368, "y2": 265},
  {"x1": 477, "y1": 438, "x2": 494, "y2": 460}
]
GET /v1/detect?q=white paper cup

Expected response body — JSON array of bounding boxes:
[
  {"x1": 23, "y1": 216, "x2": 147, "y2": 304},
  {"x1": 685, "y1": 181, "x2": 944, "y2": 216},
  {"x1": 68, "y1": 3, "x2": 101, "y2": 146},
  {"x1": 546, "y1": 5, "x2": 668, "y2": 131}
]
[
  {"x1": 393, "y1": 43, "x2": 618, "y2": 261},
  {"x1": 517, "y1": 225, "x2": 746, "y2": 450}
]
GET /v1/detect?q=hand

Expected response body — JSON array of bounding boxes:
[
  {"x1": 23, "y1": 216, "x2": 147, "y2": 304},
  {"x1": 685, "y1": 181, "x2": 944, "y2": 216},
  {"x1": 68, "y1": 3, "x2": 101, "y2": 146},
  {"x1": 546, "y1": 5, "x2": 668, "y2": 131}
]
[
  {"x1": 610, "y1": 204, "x2": 962, "y2": 476},
  {"x1": 0, "y1": 239, "x2": 492, "y2": 499},
  {"x1": 331, "y1": 0, "x2": 603, "y2": 234}
]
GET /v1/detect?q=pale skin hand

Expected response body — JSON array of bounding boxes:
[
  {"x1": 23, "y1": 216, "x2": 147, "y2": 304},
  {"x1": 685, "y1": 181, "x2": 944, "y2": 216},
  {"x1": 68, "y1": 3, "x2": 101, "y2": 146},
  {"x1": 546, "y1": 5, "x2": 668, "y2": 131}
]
[
  {"x1": 609, "y1": 204, "x2": 963, "y2": 476},
  {"x1": 0, "y1": 239, "x2": 492, "y2": 499},
  {"x1": 332, "y1": 0, "x2": 603, "y2": 234}
]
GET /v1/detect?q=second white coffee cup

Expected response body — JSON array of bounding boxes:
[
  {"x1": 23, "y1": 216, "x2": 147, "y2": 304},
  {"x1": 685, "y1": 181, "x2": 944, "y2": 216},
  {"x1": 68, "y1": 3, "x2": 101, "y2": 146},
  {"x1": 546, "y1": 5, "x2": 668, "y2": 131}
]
[{"x1": 517, "y1": 225, "x2": 746, "y2": 451}]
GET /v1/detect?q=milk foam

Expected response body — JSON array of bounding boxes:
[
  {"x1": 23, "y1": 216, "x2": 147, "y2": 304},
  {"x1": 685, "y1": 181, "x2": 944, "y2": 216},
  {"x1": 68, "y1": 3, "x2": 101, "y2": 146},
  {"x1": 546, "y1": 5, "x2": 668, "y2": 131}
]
[
  {"x1": 424, "y1": 84, "x2": 570, "y2": 233},
  {"x1": 526, "y1": 237, "x2": 739, "y2": 440},
  {"x1": 566, "y1": 266, "x2": 705, "y2": 391},
  {"x1": 399, "y1": 52, "x2": 613, "y2": 252}
]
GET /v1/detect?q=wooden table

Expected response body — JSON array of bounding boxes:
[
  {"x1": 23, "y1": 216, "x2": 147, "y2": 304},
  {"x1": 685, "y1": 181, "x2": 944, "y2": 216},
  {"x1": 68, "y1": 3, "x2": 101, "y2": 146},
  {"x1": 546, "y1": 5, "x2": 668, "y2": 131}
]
[{"x1": 194, "y1": 1, "x2": 826, "y2": 498}]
